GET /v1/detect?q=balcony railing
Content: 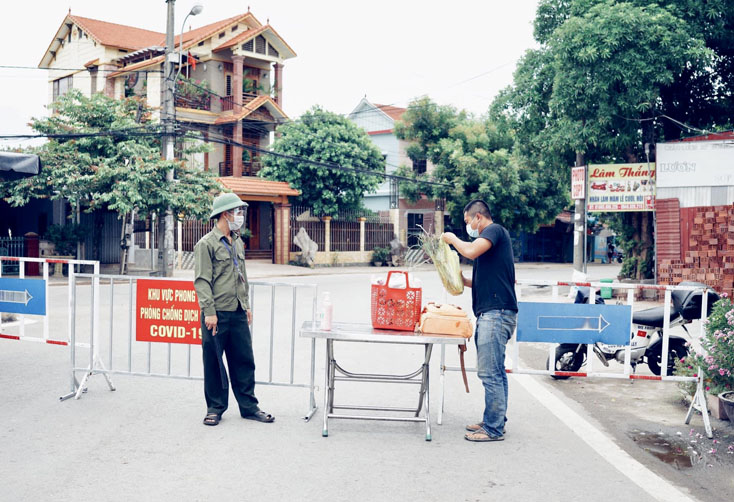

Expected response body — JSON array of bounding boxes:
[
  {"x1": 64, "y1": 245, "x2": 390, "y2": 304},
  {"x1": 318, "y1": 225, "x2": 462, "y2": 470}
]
[
  {"x1": 219, "y1": 161, "x2": 263, "y2": 177},
  {"x1": 220, "y1": 92, "x2": 260, "y2": 112},
  {"x1": 174, "y1": 94, "x2": 212, "y2": 112}
]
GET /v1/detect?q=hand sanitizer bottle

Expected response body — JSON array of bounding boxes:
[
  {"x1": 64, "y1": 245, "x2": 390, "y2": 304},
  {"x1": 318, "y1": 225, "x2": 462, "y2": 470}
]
[{"x1": 322, "y1": 292, "x2": 333, "y2": 331}]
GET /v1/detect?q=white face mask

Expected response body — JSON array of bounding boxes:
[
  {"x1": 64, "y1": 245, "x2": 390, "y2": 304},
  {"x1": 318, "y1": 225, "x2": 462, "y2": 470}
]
[
  {"x1": 227, "y1": 211, "x2": 245, "y2": 232},
  {"x1": 466, "y1": 216, "x2": 479, "y2": 238}
]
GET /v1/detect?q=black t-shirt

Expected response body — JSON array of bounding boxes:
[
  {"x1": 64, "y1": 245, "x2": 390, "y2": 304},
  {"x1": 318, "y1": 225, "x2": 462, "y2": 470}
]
[{"x1": 471, "y1": 223, "x2": 518, "y2": 316}]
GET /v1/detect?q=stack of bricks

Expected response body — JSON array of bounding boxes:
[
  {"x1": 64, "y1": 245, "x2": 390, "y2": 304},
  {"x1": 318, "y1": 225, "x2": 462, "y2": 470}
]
[{"x1": 658, "y1": 205, "x2": 734, "y2": 298}]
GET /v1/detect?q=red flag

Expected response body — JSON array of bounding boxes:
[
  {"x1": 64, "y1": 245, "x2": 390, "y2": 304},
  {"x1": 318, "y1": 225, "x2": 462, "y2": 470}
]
[{"x1": 187, "y1": 52, "x2": 197, "y2": 71}]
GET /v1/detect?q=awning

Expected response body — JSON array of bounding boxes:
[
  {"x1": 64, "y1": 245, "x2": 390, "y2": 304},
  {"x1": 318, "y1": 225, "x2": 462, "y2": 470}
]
[
  {"x1": 217, "y1": 176, "x2": 299, "y2": 203},
  {"x1": 0, "y1": 152, "x2": 42, "y2": 180}
]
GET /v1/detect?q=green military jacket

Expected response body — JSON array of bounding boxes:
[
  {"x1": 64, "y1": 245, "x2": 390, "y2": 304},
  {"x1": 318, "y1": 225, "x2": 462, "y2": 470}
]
[{"x1": 194, "y1": 225, "x2": 250, "y2": 317}]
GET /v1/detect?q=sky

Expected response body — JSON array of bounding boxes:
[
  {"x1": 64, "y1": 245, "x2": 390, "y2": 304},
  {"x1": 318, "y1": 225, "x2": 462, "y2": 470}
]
[{"x1": 0, "y1": 0, "x2": 540, "y2": 148}]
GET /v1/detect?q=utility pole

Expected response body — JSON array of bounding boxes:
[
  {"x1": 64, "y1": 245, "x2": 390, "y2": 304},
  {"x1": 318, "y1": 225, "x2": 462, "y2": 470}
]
[
  {"x1": 573, "y1": 152, "x2": 586, "y2": 274},
  {"x1": 160, "y1": 0, "x2": 176, "y2": 277}
]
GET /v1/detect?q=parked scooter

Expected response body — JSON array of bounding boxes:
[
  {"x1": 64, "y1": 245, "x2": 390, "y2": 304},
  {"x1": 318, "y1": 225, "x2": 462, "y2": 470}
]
[{"x1": 548, "y1": 281, "x2": 719, "y2": 378}]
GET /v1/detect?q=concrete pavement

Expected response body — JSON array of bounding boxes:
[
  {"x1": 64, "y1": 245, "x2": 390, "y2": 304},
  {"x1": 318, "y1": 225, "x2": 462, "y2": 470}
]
[{"x1": 0, "y1": 261, "x2": 711, "y2": 501}]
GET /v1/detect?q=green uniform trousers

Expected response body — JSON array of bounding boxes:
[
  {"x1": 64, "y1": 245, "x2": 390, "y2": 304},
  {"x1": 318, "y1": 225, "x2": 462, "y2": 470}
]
[{"x1": 201, "y1": 307, "x2": 259, "y2": 417}]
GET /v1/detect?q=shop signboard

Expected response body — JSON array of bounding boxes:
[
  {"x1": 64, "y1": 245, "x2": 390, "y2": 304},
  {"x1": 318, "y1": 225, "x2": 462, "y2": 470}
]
[{"x1": 587, "y1": 163, "x2": 655, "y2": 212}]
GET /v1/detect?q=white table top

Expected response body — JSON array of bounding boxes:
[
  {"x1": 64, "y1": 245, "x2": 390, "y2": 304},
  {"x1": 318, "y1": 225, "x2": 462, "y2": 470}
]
[{"x1": 300, "y1": 321, "x2": 467, "y2": 345}]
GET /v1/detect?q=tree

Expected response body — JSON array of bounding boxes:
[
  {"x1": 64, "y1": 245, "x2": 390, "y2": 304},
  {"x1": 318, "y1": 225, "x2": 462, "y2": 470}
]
[
  {"x1": 0, "y1": 90, "x2": 221, "y2": 259},
  {"x1": 394, "y1": 97, "x2": 568, "y2": 234},
  {"x1": 259, "y1": 106, "x2": 384, "y2": 216},
  {"x1": 492, "y1": 0, "x2": 724, "y2": 279}
]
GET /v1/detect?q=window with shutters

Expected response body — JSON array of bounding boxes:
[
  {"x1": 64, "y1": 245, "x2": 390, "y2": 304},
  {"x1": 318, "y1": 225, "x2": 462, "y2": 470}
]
[
  {"x1": 242, "y1": 39, "x2": 254, "y2": 52},
  {"x1": 223, "y1": 144, "x2": 232, "y2": 176},
  {"x1": 268, "y1": 43, "x2": 279, "y2": 58},
  {"x1": 255, "y1": 35, "x2": 266, "y2": 54}
]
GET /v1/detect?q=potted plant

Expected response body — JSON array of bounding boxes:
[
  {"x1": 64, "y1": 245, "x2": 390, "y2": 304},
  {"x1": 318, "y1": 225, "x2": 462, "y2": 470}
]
[
  {"x1": 720, "y1": 391, "x2": 734, "y2": 420},
  {"x1": 45, "y1": 223, "x2": 85, "y2": 257},
  {"x1": 371, "y1": 246, "x2": 390, "y2": 266},
  {"x1": 675, "y1": 294, "x2": 734, "y2": 419}
]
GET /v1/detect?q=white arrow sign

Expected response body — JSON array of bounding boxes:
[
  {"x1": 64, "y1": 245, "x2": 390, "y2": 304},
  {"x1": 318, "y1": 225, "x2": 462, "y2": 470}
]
[
  {"x1": 0, "y1": 289, "x2": 33, "y2": 305},
  {"x1": 537, "y1": 315, "x2": 609, "y2": 333}
]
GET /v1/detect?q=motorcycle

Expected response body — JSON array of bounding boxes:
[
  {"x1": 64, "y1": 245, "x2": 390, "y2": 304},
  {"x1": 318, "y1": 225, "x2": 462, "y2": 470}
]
[{"x1": 548, "y1": 281, "x2": 719, "y2": 378}]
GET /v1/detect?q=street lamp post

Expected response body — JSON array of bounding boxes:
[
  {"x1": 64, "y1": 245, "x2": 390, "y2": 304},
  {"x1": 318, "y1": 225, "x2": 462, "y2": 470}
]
[
  {"x1": 178, "y1": 4, "x2": 203, "y2": 81},
  {"x1": 160, "y1": 1, "x2": 202, "y2": 276}
]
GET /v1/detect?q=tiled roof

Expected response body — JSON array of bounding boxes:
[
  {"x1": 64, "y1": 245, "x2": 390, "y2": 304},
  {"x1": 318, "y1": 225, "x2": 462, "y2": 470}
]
[
  {"x1": 374, "y1": 104, "x2": 406, "y2": 122},
  {"x1": 214, "y1": 96, "x2": 288, "y2": 124},
  {"x1": 102, "y1": 13, "x2": 267, "y2": 77},
  {"x1": 70, "y1": 13, "x2": 254, "y2": 51},
  {"x1": 178, "y1": 13, "x2": 254, "y2": 50},
  {"x1": 69, "y1": 15, "x2": 164, "y2": 49},
  {"x1": 217, "y1": 177, "x2": 299, "y2": 197}
]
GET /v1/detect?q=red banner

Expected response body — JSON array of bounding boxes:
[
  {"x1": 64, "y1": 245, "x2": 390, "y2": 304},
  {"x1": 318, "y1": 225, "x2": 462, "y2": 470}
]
[{"x1": 136, "y1": 279, "x2": 202, "y2": 345}]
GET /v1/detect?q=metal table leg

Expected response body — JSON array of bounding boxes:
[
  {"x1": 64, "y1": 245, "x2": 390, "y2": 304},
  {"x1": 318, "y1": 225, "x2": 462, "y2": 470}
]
[
  {"x1": 423, "y1": 344, "x2": 433, "y2": 441},
  {"x1": 319, "y1": 339, "x2": 439, "y2": 440},
  {"x1": 322, "y1": 339, "x2": 333, "y2": 437}
]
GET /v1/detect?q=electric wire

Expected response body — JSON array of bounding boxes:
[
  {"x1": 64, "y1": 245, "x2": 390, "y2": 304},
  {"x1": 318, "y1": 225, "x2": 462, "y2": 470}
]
[
  {"x1": 0, "y1": 65, "x2": 163, "y2": 74},
  {"x1": 174, "y1": 122, "x2": 450, "y2": 187}
]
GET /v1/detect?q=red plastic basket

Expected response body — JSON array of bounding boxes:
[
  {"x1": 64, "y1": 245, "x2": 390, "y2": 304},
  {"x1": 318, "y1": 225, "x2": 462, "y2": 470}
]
[{"x1": 370, "y1": 271, "x2": 422, "y2": 331}]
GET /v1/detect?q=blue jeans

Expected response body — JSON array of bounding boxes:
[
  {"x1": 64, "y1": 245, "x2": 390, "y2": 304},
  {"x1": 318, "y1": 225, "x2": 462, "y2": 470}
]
[{"x1": 475, "y1": 309, "x2": 517, "y2": 437}]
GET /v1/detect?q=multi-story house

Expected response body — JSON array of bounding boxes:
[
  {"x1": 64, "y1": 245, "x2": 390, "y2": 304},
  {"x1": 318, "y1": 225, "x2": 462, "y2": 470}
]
[
  {"x1": 38, "y1": 9, "x2": 298, "y2": 264},
  {"x1": 348, "y1": 97, "x2": 443, "y2": 246}
]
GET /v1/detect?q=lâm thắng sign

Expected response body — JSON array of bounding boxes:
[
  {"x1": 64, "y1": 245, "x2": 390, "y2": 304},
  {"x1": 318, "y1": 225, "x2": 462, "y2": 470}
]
[{"x1": 587, "y1": 163, "x2": 655, "y2": 212}]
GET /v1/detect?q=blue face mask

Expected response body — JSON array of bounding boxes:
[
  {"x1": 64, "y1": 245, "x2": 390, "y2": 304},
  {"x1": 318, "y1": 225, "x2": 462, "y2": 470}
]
[{"x1": 466, "y1": 217, "x2": 479, "y2": 238}]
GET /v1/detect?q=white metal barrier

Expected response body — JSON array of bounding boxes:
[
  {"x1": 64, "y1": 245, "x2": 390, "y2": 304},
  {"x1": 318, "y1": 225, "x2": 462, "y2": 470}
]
[
  {"x1": 0, "y1": 256, "x2": 99, "y2": 346},
  {"x1": 59, "y1": 273, "x2": 319, "y2": 420},
  {"x1": 439, "y1": 280, "x2": 715, "y2": 437}
]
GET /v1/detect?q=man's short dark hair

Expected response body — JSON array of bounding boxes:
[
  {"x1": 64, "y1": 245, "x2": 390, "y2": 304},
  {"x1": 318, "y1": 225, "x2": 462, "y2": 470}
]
[{"x1": 463, "y1": 199, "x2": 492, "y2": 220}]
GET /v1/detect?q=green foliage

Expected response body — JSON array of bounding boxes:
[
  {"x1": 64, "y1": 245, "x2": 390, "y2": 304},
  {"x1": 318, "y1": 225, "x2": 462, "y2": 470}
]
[
  {"x1": 260, "y1": 106, "x2": 384, "y2": 216},
  {"x1": 44, "y1": 223, "x2": 86, "y2": 256},
  {"x1": 676, "y1": 296, "x2": 734, "y2": 396},
  {"x1": 394, "y1": 97, "x2": 466, "y2": 165},
  {"x1": 394, "y1": 97, "x2": 567, "y2": 234},
  {"x1": 533, "y1": 0, "x2": 734, "y2": 139},
  {"x1": 619, "y1": 256, "x2": 638, "y2": 279},
  {"x1": 492, "y1": 0, "x2": 731, "y2": 275},
  {"x1": 175, "y1": 77, "x2": 211, "y2": 110},
  {"x1": 604, "y1": 211, "x2": 655, "y2": 279},
  {"x1": 546, "y1": 1, "x2": 711, "y2": 156},
  {"x1": 371, "y1": 246, "x2": 390, "y2": 264},
  {"x1": 0, "y1": 90, "x2": 220, "y2": 223}
]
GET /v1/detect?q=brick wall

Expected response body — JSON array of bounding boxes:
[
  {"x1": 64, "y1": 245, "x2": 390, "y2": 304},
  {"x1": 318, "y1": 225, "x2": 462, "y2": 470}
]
[{"x1": 658, "y1": 204, "x2": 734, "y2": 298}]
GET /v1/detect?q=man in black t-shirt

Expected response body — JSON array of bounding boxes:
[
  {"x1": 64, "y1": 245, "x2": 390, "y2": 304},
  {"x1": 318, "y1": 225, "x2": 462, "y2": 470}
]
[{"x1": 442, "y1": 200, "x2": 517, "y2": 442}]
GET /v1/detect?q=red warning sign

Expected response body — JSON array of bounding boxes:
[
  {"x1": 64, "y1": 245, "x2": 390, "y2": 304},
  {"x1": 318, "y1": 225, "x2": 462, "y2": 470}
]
[{"x1": 136, "y1": 279, "x2": 202, "y2": 345}]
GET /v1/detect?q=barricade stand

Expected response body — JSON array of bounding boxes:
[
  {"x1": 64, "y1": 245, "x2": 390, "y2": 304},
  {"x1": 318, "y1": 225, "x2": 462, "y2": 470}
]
[
  {"x1": 438, "y1": 280, "x2": 715, "y2": 438},
  {"x1": 0, "y1": 256, "x2": 99, "y2": 346},
  {"x1": 60, "y1": 272, "x2": 116, "y2": 401},
  {"x1": 60, "y1": 274, "x2": 319, "y2": 420}
]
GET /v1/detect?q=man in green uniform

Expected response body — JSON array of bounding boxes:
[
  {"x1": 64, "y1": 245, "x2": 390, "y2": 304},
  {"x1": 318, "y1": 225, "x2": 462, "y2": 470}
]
[{"x1": 194, "y1": 192, "x2": 274, "y2": 426}]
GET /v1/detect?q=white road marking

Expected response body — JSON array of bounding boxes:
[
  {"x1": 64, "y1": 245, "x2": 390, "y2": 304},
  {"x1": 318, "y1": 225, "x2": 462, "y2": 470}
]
[{"x1": 512, "y1": 372, "x2": 696, "y2": 502}]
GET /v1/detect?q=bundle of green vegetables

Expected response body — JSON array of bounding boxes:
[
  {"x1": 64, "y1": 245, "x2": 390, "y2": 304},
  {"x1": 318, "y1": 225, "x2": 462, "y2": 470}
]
[{"x1": 420, "y1": 232, "x2": 464, "y2": 296}]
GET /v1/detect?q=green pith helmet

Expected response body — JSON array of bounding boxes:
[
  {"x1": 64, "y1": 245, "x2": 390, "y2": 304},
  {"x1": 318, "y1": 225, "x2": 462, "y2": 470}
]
[{"x1": 210, "y1": 192, "x2": 248, "y2": 219}]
